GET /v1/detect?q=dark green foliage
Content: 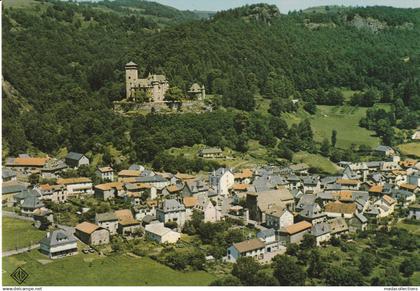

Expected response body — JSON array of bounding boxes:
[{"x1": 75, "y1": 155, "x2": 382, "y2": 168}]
[
  {"x1": 359, "y1": 252, "x2": 376, "y2": 276},
  {"x1": 231, "y1": 257, "x2": 260, "y2": 285},
  {"x1": 272, "y1": 255, "x2": 306, "y2": 286},
  {"x1": 253, "y1": 269, "x2": 279, "y2": 286},
  {"x1": 324, "y1": 266, "x2": 364, "y2": 286},
  {"x1": 399, "y1": 258, "x2": 420, "y2": 277},
  {"x1": 210, "y1": 275, "x2": 242, "y2": 286}
]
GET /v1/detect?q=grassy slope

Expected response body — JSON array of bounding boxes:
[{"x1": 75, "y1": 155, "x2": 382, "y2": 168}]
[
  {"x1": 397, "y1": 143, "x2": 420, "y2": 158},
  {"x1": 293, "y1": 151, "x2": 339, "y2": 175},
  {"x1": 3, "y1": 0, "x2": 38, "y2": 8},
  {"x1": 2, "y1": 217, "x2": 46, "y2": 251},
  {"x1": 2, "y1": 251, "x2": 215, "y2": 286}
]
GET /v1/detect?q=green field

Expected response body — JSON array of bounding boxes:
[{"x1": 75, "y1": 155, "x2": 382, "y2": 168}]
[
  {"x1": 2, "y1": 217, "x2": 46, "y2": 251},
  {"x1": 398, "y1": 143, "x2": 420, "y2": 158},
  {"x1": 293, "y1": 151, "x2": 339, "y2": 175},
  {"x1": 4, "y1": 0, "x2": 39, "y2": 8},
  {"x1": 2, "y1": 251, "x2": 215, "y2": 286}
]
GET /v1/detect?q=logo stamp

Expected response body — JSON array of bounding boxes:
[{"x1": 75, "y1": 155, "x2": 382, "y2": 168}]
[{"x1": 11, "y1": 267, "x2": 29, "y2": 284}]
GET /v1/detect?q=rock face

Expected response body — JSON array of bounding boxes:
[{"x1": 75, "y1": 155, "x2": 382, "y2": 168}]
[{"x1": 348, "y1": 14, "x2": 387, "y2": 33}]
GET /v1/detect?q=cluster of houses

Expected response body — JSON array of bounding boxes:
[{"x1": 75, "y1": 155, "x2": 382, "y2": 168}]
[{"x1": 2, "y1": 146, "x2": 420, "y2": 262}]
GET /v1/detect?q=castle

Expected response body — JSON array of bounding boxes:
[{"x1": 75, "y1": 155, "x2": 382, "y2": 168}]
[{"x1": 125, "y1": 61, "x2": 169, "y2": 102}]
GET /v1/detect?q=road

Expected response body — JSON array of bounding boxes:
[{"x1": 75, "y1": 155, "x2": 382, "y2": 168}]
[{"x1": 2, "y1": 244, "x2": 40, "y2": 257}]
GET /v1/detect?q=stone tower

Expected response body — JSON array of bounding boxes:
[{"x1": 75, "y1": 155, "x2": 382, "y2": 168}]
[{"x1": 125, "y1": 61, "x2": 138, "y2": 99}]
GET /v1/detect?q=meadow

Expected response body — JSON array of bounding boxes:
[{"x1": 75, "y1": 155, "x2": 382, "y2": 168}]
[{"x1": 2, "y1": 217, "x2": 46, "y2": 251}]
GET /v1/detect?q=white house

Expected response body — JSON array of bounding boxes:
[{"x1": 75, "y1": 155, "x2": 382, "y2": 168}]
[
  {"x1": 194, "y1": 195, "x2": 221, "y2": 223},
  {"x1": 408, "y1": 204, "x2": 420, "y2": 220},
  {"x1": 145, "y1": 222, "x2": 180, "y2": 244},
  {"x1": 156, "y1": 199, "x2": 186, "y2": 229},
  {"x1": 95, "y1": 212, "x2": 119, "y2": 235},
  {"x1": 96, "y1": 166, "x2": 114, "y2": 181},
  {"x1": 226, "y1": 238, "x2": 265, "y2": 263},
  {"x1": 39, "y1": 229, "x2": 78, "y2": 259},
  {"x1": 65, "y1": 152, "x2": 89, "y2": 169},
  {"x1": 56, "y1": 177, "x2": 93, "y2": 197},
  {"x1": 265, "y1": 206, "x2": 293, "y2": 230},
  {"x1": 209, "y1": 168, "x2": 235, "y2": 196}
]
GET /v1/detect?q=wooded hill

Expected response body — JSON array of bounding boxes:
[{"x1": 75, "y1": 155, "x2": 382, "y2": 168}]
[{"x1": 3, "y1": 0, "x2": 420, "y2": 166}]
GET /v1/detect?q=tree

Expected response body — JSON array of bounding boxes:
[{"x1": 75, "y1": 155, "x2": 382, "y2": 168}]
[
  {"x1": 331, "y1": 129, "x2": 337, "y2": 147},
  {"x1": 253, "y1": 269, "x2": 279, "y2": 286},
  {"x1": 300, "y1": 234, "x2": 316, "y2": 250},
  {"x1": 164, "y1": 86, "x2": 183, "y2": 103},
  {"x1": 210, "y1": 275, "x2": 242, "y2": 286},
  {"x1": 231, "y1": 257, "x2": 260, "y2": 285},
  {"x1": 320, "y1": 138, "x2": 330, "y2": 157},
  {"x1": 28, "y1": 173, "x2": 40, "y2": 185},
  {"x1": 399, "y1": 258, "x2": 418, "y2": 277},
  {"x1": 359, "y1": 252, "x2": 376, "y2": 276},
  {"x1": 307, "y1": 249, "x2": 327, "y2": 278},
  {"x1": 304, "y1": 99, "x2": 317, "y2": 114},
  {"x1": 272, "y1": 255, "x2": 306, "y2": 286},
  {"x1": 324, "y1": 266, "x2": 364, "y2": 286}
]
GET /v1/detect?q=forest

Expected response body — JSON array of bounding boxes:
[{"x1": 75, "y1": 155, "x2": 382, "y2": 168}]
[{"x1": 2, "y1": 0, "x2": 420, "y2": 167}]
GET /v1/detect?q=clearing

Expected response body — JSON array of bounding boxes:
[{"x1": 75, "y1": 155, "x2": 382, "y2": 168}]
[{"x1": 2, "y1": 217, "x2": 46, "y2": 252}]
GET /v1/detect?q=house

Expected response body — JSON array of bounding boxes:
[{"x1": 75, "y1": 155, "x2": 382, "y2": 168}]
[
  {"x1": 194, "y1": 195, "x2": 221, "y2": 223},
  {"x1": 56, "y1": 177, "x2": 93, "y2": 197},
  {"x1": 299, "y1": 203, "x2": 326, "y2": 225},
  {"x1": 324, "y1": 201, "x2": 357, "y2": 219},
  {"x1": 391, "y1": 189, "x2": 416, "y2": 206},
  {"x1": 288, "y1": 163, "x2": 309, "y2": 175},
  {"x1": 2, "y1": 168, "x2": 17, "y2": 182},
  {"x1": 41, "y1": 159, "x2": 68, "y2": 179},
  {"x1": 94, "y1": 182, "x2": 125, "y2": 200},
  {"x1": 278, "y1": 221, "x2": 312, "y2": 245},
  {"x1": 135, "y1": 175, "x2": 169, "y2": 190},
  {"x1": 183, "y1": 179, "x2": 209, "y2": 197},
  {"x1": 39, "y1": 229, "x2": 78, "y2": 259},
  {"x1": 183, "y1": 196, "x2": 198, "y2": 220},
  {"x1": 38, "y1": 184, "x2": 67, "y2": 203},
  {"x1": 296, "y1": 194, "x2": 317, "y2": 211},
  {"x1": 400, "y1": 183, "x2": 418, "y2": 193},
  {"x1": 198, "y1": 147, "x2": 224, "y2": 159},
  {"x1": 188, "y1": 83, "x2": 206, "y2": 100},
  {"x1": 65, "y1": 152, "x2": 89, "y2": 169},
  {"x1": 129, "y1": 164, "x2": 145, "y2": 172},
  {"x1": 302, "y1": 176, "x2": 321, "y2": 194},
  {"x1": 156, "y1": 199, "x2": 186, "y2": 228},
  {"x1": 286, "y1": 175, "x2": 302, "y2": 190},
  {"x1": 408, "y1": 204, "x2": 420, "y2": 220},
  {"x1": 21, "y1": 196, "x2": 44, "y2": 216},
  {"x1": 114, "y1": 209, "x2": 141, "y2": 237},
  {"x1": 407, "y1": 174, "x2": 420, "y2": 187},
  {"x1": 96, "y1": 166, "x2": 114, "y2": 181},
  {"x1": 75, "y1": 222, "x2": 110, "y2": 246},
  {"x1": 234, "y1": 169, "x2": 253, "y2": 184},
  {"x1": 310, "y1": 222, "x2": 331, "y2": 246},
  {"x1": 336, "y1": 179, "x2": 360, "y2": 190},
  {"x1": 265, "y1": 206, "x2": 294, "y2": 230},
  {"x1": 328, "y1": 217, "x2": 349, "y2": 237},
  {"x1": 95, "y1": 212, "x2": 119, "y2": 235},
  {"x1": 145, "y1": 222, "x2": 181, "y2": 244},
  {"x1": 257, "y1": 229, "x2": 279, "y2": 253},
  {"x1": 2, "y1": 181, "x2": 27, "y2": 206},
  {"x1": 374, "y1": 145, "x2": 395, "y2": 157},
  {"x1": 6, "y1": 156, "x2": 49, "y2": 174},
  {"x1": 371, "y1": 195, "x2": 396, "y2": 217},
  {"x1": 209, "y1": 168, "x2": 235, "y2": 196},
  {"x1": 226, "y1": 238, "x2": 266, "y2": 263},
  {"x1": 118, "y1": 169, "x2": 141, "y2": 181},
  {"x1": 349, "y1": 212, "x2": 368, "y2": 232}
]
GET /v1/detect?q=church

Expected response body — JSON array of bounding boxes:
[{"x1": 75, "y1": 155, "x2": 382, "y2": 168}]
[{"x1": 125, "y1": 61, "x2": 169, "y2": 102}]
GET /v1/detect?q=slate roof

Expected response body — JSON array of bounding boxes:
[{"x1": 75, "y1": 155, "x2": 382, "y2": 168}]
[
  {"x1": 160, "y1": 199, "x2": 185, "y2": 213},
  {"x1": 135, "y1": 175, "x2": 167, "y2": 183},
  {"x1": 328, "y1": 217, "x2": 348, "y2": 234},
  {"x1": 257, "y1": 229, "x2": 275, "y2": 239},
  {"x1": 40, "y1": 229, "x2": 77, "y2": 247},
  {"x1": 354, "y1": 212, "x2": 368, "y2": 223},
  {"x1": 21, "y1": 196, "x2": 44, "y2": 209},
  {"x1": 310, "y1": 222, "x2": 331, "y2": 237},
  {"x1": 297, "y1": 194, "x2": 317, "y2": 209},
  {"x1": 96, "y1": 212, "x2": 118, "y2": 222},
  {"x1": 2, "y1": 168, "x2": 17, "y2": 179},
  {"x1": 2, "y1": 181, "x2": 27, "y2": 195},
  {"x1": 299, "y1": 203, "x2": 325, "y2": 219},
  {"x1": 65, "y1": 152, "x2": 85, "y2": 161}
]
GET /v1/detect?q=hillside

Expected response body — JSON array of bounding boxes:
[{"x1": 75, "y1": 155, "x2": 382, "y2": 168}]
[{"x1": 2, "y1": 1, "x2": 420, "y2": 167}]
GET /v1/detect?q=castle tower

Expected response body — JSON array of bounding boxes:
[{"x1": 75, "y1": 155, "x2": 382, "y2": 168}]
[{"x1": 125, "y1": 61, "x2": 138, "y2": 99}]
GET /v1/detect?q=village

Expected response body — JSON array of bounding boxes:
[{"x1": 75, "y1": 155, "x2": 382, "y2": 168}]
[{"x1": 2, "y1": 144, "x2": 420, "y2": 268}]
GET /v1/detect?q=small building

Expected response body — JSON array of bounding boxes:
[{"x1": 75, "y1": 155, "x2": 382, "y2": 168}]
[
  {"x1": 118, "y1": 169, "x2": 141, "y2": 181},
  {"x1": 288, "y1": 163, "x2": 309, "y2": 175},
  {"x1": 324, "y1": 201, "x2": 357, "y2": 219},
  {"x1": 374, "y1": 145, "x2": 395, "y2": 157},
  {"x1": 183, "y1": 179, "x2": 209, "y2": 197},
  {"x1": 188, "y1": 83, "x2": 206, "y2": 100},
  {"x1": 95, "y1": 212, "x2": 119, "y2": 235},
  {"x1": 38, "y1": 184, "x2": 67, "y2": 203},
  {"x1": 56, "y1": 177, "x2": 93, "y2": 197},
  {"x1": 256, "y1": 229, "x2": 279, "y2": 253},
  {"x1": 328, "y1": 217, "x2": 349, "y2": 237},
  {"x1": 156, "y1": 199, "x2": 186, "y2": 229},
  {"x1": 278, "y1": 221, "x2": 312, "y2": 245},
  {"x1": 39, "y1": 229, "x2": 78, "y2": 259},
  {"x1": 94, "y1": 182, "x2": 125, "y2": 200},
  {"x1": 75, "y1": 222, "x2": 110, "y2": 246},
  {"x1": 408, "y1": 204, "x2": 420, "y2": 220},
  {"x1": 65, "y1": 152, "x2": 89, "y2": 169},
  {"x1": 2, "y1": 168, "x2": 17, "y2": 182},
  {"x1": 299, "y1": 203, "x2": 326, "y2": 225},
  {"x1": 21, "y1": 196, "x2": 44, "y2": 216},
  {"x1": 194, "y1": 195, "x2": 221, "y2": 223},
  {"x1": 310, "y1": 222, "x2": 331, "y2": 246},
  {"x1": 209, "y1": 168, "x2": 235, "y2": 196},
  {"x1": 2, "y1": 181, "x2": 27, "y2": 207},
  {"x1": 41, "y1": 159, "x2": 68, "y2": 179},
  {"x1": 114, "y1": 209, "x2": 141, "y2": 237},
  {"x1": 198, "y1": 147, "x2": 224, "y2": 159},
  {"x1": 265, "y1": 206, "x2": 294, "y2": 230},
  {"x1": 96, "y1": 166, "x2": 114, "y2": 181},
  {"x1": 227, "y1": 238, "x2": 266, "y2": 263},
  {"x1": 349, "y1": 212, "x2": 368, "y2": 232},
  {"x1": 145, "y1": 222, "x2": 181, "y2": 244},
  {"x1": 6, "y1": 156, "x2": 49, "y2": 174},
  {"x1": 234, "y1": 169, "x2": 253, "y2": 184}
]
